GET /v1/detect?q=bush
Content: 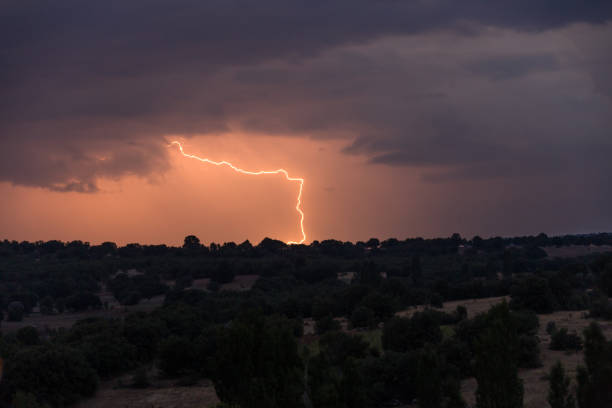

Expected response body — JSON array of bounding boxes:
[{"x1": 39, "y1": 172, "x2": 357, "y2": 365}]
[
  {"x1": 11, "y1": 391, "x2": 49, "y2": 408},
  {"x1": 510, "y1": 276, "x2": 557, "y2": 314},
  {"x1": 350, "y1": 306, "x2": 376, "y2": 329},
  {"x1": 3, "y1": 346, "x2": 98, "y2": 407},
  {"x1": 588, "y1": 292, "x2": 612, "y2": 319},
  {"x1": 382, "y1": 312, "x2": 442, "y2": 352},
  {"x1": 158, "y1": 335, "x2": 197, "y2": 376},
  {"x1": 207, "y1": 280, "x2": 221, "y2": 292},
  {"x1": 65, "y1": 292, "x2": 102, "y2": 311},
  {"x1": 131, "y1": 367, "x2": 150, "y2": 388},
  {"x1": 315, "y1": 315, "x2": 341, "y2": 335},
  {"x1": 550, "y1": 328, "x2": 583, "y2": 352},
  {"x1": 518, "y1": 334, "x2": 541, "y2": 368},
  {"x1": 39, "y1": 296, "x2": 54, "y2": 315},
  {"x1": 7, "y1": 301, "x2": 25, "y2": 322},
  {"x1": 16, "y1": 326, "x2": 40, "y2": 346}
]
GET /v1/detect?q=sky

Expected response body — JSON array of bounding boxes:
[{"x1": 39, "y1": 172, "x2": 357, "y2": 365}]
[{"x1": 1, "y1": 1, "x2": 612, "y2": 245}]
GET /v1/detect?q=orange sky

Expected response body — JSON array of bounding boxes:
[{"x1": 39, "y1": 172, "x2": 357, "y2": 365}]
[
  {"x1": 2, "y1": 4, "x2": 612, "y2": 246},
  {"x1": 2, "y1": 131, "x2": 609, "y2": 245},
  {"x1": 0, "y1": 135, "x2": 434, "y2": 245}
]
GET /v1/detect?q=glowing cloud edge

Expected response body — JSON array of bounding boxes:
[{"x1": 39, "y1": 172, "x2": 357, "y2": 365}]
[{"x1": 170, "y1": 141, "x2": 306, "y2": 245}]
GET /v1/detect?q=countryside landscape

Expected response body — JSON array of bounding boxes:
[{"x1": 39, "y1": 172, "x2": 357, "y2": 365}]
[
  {"x1": 0, "y1": 234, "x2": 611, "y2": 407},
  {"x1": 2, "y1": 1, "x2": 612, "y2": 407}
]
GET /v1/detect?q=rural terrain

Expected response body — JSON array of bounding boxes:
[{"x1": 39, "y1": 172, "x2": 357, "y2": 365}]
[{"x1": 0, "y1": 234, "x2": 611, "y2": 408}]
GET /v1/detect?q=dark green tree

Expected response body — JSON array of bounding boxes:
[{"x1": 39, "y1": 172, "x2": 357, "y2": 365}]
[
  {"x1": 183, "y1": 235, "x2": 201, "y2": 250},
  {"x1": 213, "y1": 312, "x2": 304, "y2": 408},
  {"x1": 39, "y1": 296, "x2": 54, "y2": 315},
  {"x1": 474, "y1": 303, "x2": 524, "y2": 408},
  {"x1": 315, "y1": 315, "x2": 341, "y2": 335},
  {"x1": 159, "y1": 335, "x2": 197, "y2": 376},
  {"x1": 3, "y1": 346, "x2": 98, "y2": 407},
  {"x1": 350, "y1": 306, "x2": 376, "y2": 329},
  {"x1": 576, "y1": 323, "x2": 612, "y2": 408},
  {"x1": 7, "y1": 301, "x2": 25, "y2": 322},
  {"x1": 16, "y1": 326, "x2": 40, "y2": 346},
  {"x1": 548, "y1": 361, "x2": 575, "y2": 408}
]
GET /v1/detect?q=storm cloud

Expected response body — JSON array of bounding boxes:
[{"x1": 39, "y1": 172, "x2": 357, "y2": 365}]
[{"x1": 1, "y1": 0, "x2": 611, "y2": 232}]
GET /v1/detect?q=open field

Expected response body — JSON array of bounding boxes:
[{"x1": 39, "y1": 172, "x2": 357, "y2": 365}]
[
  {"x1": 397, "y1": 296, "x2": 509, "y2": 319},
  {"x1": 73, "y1": 370, "x2": 219, "y2": 408},
  {"x1": 1, "y1": 295, "x2": 165, "y2": 334}
]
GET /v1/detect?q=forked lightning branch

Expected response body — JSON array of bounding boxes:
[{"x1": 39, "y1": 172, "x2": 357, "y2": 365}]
[{"x1": 171, "y1": 141, "x2": 306, "y2": 244}]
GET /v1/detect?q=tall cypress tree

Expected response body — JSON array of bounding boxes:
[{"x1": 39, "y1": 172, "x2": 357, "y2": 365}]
[{"x1": 474, "y1": 302, "x2": 524, "y2": 408}]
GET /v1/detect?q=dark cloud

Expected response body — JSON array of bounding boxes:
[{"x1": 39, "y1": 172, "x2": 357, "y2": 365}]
[
  {"x1": 0, "y1": 0, "x2": 611, "y2": 196},
  {"x1": 466, "y1": 54, "x2": 560, "y2": 80}
]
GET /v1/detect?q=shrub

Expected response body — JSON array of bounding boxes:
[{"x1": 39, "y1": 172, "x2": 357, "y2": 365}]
[
  {"x1": 550, "y1": 328, "x2": 583, "y2": 352},
  {"x1": 315, "y1": 315, "x2": 341, "y2": 335},
  {"x1": 3, "y1": 346, "x2": 98, "y2": 407},
  {"x1": 16, "y1": 326, "x2": 40, "y2": 346},
  {"x1": 7, "y1": 301, "x2": 25, "y2": 322},
  {"x1": 350, "y1": 306, "x2": 376, "y2": 329}
]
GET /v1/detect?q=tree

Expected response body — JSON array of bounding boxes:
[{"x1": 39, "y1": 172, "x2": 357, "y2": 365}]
[
  {"x1": 356, "y1": 261, "x2": 382, "y2": 286},
  {"x1": 11, "y1": 391, "x2": 50, "y2": 408},
  {"x1": 183, "y1": 235, "x2": 201, "y2": 250},
  {"x1": 3, "y1": 346, "x2": 98, "y2": 407},
  {"x1": 415, "y1": 347, "x2": 443, "y2": 408},
  {"x1": 159, "y1": 335, "x2": 197, "y2": 376},
  {"x1": 550, "y1": 329, "x2": 583, "y2": 352},
  {"x1": 510, "y1": 276, "x2": 557, "y2": 314},
  {"x1": 65, "y1": 292, "x2": 102, "y2": 311},
  {"x1": 383, "y1": 312, "x2": 443, "y2": 353},
  {"x1": 350, "y1": 306, "x2": 376, "y2": 329},
  {"x1": 599, "y1": 262, "x2": 612, "y2": 297},
  {"x1": 39, "y1": 296, "x2": 54, "y2": 315},
  {"x1": 7, "y1": 301, "x2": 25, "y2": 322},
  {"x1": 211, "y1": 260, "x2": 235, "y2": 284},
  {"x1": 213, "y1": 312, "x2": 304, "y2": 408},
  {"x1": 123, "y1": 314, "x2": 167, "y2": 362},
  {"x1": 16, "y1": 326, "x2": 40, "y2": 346},
  {"x1": 576, "y1": 323, "x2": 612, "y2": 408},
  {"x1": 474, "y1": 303, "x2": 524, "y2": 408},
  {"x1": 365, "y1": 238, "x2": 380, "y2": 248},
  {"x1": 308, "y1": 332, "x2": 370, "y2": 407},
  {"x1": 548, "y1": 361, "x2": 575, "y2": 408},
  {"x1": 315, "y1": 315, "x2": 341, "y2": 335},
  {"x1": 456, "y1": 305, "x2": 468, "y2": 321}
]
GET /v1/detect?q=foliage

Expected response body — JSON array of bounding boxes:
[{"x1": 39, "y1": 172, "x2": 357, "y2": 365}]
[
  {"x1": 315, "y1": 315, "x2": 341, "y2": 335},
  {"x1": 550, "y1": 329, "x2": 583, "y2": 352},
  {"x1": 548, "y1": 361, "x2": 575, "y2": 408},
  {"x1": 213, "y1": 312, "x2": 304, "y2": 408},
  {"x1": 7, "y1": 301, "x2": 25, "y2": 322},
  {"x1": 474, "y1": 302, "x2": 524, "y2": 408},
  {"x1": 382, "y1": 311, "x2": 443, "y2": 352},
  {"x1": 0, "y1": 234, "x2": 610, "y2": 406},
  {"x1": 576, "y1": 323, "x2": 612, "y2": 408},
  {"x1": 2, "y1": 345, "x2": 98, "y2": 407}
]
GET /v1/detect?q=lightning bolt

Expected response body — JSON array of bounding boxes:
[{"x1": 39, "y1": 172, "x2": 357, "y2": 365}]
[{"x1": 171, "y1": 141, "x2": 306, "y2": 245}]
